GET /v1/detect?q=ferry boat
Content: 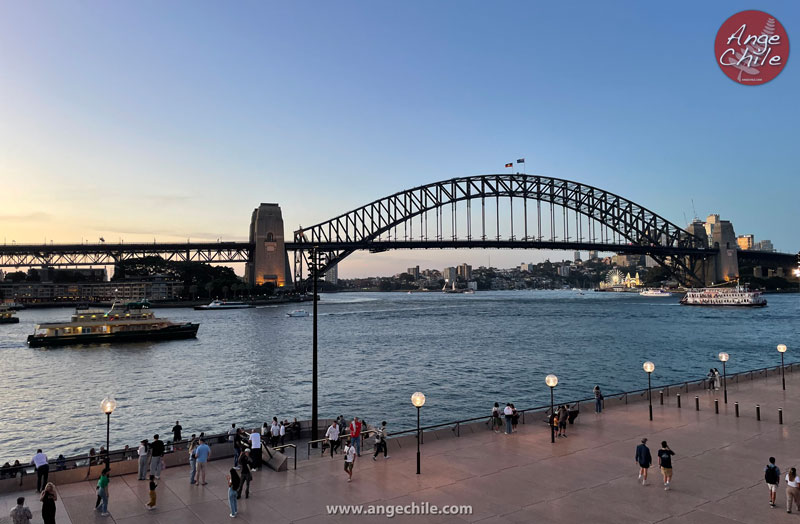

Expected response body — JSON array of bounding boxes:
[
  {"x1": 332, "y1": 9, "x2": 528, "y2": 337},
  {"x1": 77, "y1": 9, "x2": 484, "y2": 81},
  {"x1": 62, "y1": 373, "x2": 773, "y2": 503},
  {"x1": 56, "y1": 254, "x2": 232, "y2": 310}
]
[
  {"x1": 0, "y1": 305, "x2": 19, "y2": 324},
  {"x1": 680, "y1": 285, "x2": 766, "y2": 307},
  {"x1": 194, "y1": 300, "x2": 253, "y2": 310},
  {"x1": 27, "y1": 301, "x2": 199, "y2": 347},
  {"x1": 640, "y1": 289, "x2": 673, "y2": 297},
  {"x1": 286, "y1": 310, "x2": 309, "y2": 317}
]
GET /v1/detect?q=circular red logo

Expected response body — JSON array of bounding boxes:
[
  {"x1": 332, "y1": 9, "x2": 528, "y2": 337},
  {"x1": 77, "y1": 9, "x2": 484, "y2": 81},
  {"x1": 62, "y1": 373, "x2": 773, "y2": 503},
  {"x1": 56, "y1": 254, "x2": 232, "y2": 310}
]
[{"x1": 715, "y1": 10, "x2": 790, "y2": 85}]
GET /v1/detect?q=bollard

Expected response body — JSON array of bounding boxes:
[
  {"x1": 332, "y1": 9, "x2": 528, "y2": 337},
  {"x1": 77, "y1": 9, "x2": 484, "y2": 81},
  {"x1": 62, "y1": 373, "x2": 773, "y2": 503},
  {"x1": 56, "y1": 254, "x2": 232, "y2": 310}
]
[
  {"x1": 660, "y1": 391, "x2": 664, "y2": 405},
  {"x1": 677, "y1": 393, "x2": 681, "y2": 408},
  {"x1": 685, "y1": 382, "x2": 689, "y2": 393},
  {"x1": 715, "y1": 399, "x2": 719, "y2": 414},
  {"x1": 756, "y1": 405, "x2": 761, "y2": 421},
  {"x1": 735, "y1": 402, "x2": 739, "y2": 417},
  {"x1": 695, "y1": 396, "x2": 700, "y2": 411},
  {"x1": 779, "y1": 408, "x2": 783, "y2": 425}
]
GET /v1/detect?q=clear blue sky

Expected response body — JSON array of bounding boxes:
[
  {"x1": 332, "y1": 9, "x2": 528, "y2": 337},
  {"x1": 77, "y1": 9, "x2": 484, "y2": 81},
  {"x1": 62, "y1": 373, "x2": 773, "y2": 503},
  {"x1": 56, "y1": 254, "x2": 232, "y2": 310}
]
[{"x1": 1, "y1": 1, "x2": 797, "y2": 276}]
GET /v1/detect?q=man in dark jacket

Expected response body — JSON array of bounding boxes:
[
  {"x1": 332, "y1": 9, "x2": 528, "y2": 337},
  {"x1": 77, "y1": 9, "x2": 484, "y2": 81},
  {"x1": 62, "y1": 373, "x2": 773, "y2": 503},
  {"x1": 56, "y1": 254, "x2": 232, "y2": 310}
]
[{"x1": 635, "y1": 438, "x2": 652, "y2": 485}]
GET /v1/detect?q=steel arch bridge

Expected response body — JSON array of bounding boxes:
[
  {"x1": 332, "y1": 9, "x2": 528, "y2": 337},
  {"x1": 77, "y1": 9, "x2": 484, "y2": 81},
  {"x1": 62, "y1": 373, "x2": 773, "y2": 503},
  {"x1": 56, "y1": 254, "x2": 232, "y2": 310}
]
[{"x1": 290, "y1": 174, "x2": 714, "y2": 286}]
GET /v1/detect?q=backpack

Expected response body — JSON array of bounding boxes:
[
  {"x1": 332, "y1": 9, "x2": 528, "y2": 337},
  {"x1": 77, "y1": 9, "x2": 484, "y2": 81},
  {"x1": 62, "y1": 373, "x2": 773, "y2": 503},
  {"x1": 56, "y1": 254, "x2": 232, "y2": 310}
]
[{"x1": 765, "y1": 465, "x2": 779, "y2": 484}]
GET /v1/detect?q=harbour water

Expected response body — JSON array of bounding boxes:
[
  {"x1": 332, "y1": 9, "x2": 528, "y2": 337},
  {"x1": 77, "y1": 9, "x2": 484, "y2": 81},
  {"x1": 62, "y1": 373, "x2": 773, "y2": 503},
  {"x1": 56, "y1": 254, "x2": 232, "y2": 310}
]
[{"x1": 0, "y1": 290, "x2": 797, "y2": 462}]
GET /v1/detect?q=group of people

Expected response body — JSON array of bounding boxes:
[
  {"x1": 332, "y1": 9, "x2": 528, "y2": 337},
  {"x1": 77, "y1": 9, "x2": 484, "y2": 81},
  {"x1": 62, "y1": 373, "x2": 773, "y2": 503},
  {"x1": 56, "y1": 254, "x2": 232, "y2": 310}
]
[
  {"x1": 634, "y1": 438, "x2": 676, "y2": 490},
  {"x1": 491, "y1": 402, "x2": 520, "y2": 434},
  {"x1": 764, "y1": 456, "x2": 800, "y2": 512},
  {"x1": 8, "y1": 483, "x2": 58, "y2": 524},
  {"x1": 322, "y1": 416, "x2": 389, "y2": 481},
  {"x1": 707, "y1": 368, "x2": 722, "y2": 390}
]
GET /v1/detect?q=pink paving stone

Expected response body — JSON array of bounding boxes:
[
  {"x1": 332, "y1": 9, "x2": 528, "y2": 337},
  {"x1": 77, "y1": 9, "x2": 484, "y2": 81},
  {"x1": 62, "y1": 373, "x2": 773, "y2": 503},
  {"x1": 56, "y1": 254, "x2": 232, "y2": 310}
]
[{"x1": 4, "y1": 370, "x2": 800, "y2": 523}]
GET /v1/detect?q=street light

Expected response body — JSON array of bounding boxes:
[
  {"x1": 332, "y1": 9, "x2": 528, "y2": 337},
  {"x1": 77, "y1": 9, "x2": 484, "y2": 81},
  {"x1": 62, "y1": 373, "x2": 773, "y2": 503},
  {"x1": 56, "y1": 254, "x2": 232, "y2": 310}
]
[
  {"x1": 643, "y1": 361, "x2": 655, "y2": 421},
  {"x1": 411, "y1": 392, "x2": 425, "y2": 475},
  {"x1": 778, "y1": 344, "x2": 788, "y2": 391},
  {"x1": 101, "y1": 397, "x2": 117, "y2": 467},
  {"x1": 545, "y1": 375, "x2": 558, "y2": 443},
  {"x1": 718, "y1": 352, "x2": 729, "y2": 403}
]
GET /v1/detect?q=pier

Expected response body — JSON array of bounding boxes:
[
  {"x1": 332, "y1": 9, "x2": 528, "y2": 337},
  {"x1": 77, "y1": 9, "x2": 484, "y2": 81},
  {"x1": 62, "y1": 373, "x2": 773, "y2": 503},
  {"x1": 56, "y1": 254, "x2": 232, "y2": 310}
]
[{"x1": 1, "y1": 365, "x2": 797, "y2": 523}]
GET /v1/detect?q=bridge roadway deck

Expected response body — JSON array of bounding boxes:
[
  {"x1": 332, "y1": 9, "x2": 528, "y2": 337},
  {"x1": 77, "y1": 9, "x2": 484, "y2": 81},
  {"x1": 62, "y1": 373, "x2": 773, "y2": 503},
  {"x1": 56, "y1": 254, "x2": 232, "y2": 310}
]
[{"x1": 2, "y1": 372, "x2": 798, "y2": 524}]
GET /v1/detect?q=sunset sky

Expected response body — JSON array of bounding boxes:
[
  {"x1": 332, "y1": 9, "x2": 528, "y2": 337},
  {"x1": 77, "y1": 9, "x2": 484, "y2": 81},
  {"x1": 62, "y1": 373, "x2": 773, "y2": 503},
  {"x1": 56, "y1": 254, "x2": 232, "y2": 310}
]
[{"x1": 1, "y1": 1, "x2": 798, "y2": 277}]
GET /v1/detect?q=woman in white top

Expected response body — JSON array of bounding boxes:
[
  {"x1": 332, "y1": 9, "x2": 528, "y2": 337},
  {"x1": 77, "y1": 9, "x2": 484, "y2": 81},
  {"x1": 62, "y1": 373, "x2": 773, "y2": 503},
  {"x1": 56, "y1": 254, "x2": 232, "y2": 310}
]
[{"x1": 786, "y1": 467, "x2": 800, "y2": 513}]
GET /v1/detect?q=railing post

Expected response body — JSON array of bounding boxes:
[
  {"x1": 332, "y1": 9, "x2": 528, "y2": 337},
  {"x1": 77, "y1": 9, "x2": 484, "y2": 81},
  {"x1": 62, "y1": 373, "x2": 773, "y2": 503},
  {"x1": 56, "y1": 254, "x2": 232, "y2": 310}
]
[
  {"x1": 695, "y1": 396, "x2": 700, "y2": 411},
  {"x1": 677, "y1": 393, "x2": 681, "y2": 408},
  {"x1": 756, "y1": 404, "x2": 761, "y2": 421},
  {"x1": 522, "y1": 411, "x2": 525, "y2": 425},
  {"x1": 685, "y1": 382, "x2": 688, "y2": 393},
  {"x1": 779, "y1": 408, "x2": 783, "y2": 425},
  {"x1": 735, "y1": 402, "x2": 739, "y2": 417},
  {"x1": 625, "y1": 392, "x2": 628, "y2": 405},
  {"x1": 715, "y1": 399, "x2": 719, "y2": 414},
  {"x1": 660, "y1": 390, "x2": 664, "y2": 405}
]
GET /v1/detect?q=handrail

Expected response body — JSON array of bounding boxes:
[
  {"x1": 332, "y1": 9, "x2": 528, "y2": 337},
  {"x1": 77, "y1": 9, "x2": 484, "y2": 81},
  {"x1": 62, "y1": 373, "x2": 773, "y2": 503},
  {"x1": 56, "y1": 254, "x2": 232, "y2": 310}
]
[{"x1": 272, "y1": 444, "x2": 297, "y2": 470}]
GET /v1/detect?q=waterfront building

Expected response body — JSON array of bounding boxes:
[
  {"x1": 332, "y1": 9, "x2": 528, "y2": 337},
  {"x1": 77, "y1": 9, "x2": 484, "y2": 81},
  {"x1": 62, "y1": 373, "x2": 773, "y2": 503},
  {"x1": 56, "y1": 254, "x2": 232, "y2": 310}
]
[
  {"x1": 612, "y1": 254, "x2": 642, "y2": 267},
  {"x1": 245, "y1": 203, "x2": 292, "y2": 288},
  {"x1": 558, "y1": 264, "x2": 570, "y2": 277},
  {"x1": 519, "y1": 263, "x2": 534, "y2": 272},
  {"x1": 407, "y1": 266, "x2": 420, "y2": 279},
  {"x1": 0, "y1": 274, "x2": 183, "y2": 303},
  {"x1": 457, "y1": 263, "x2": 472, "y2": 280},
  {"x1": 442, "y1": 267, "x2": 457, "y2": 282},
  {"x1": 737, "y1": 234, "x2": 754, "y2": 250},
  {"x1": 325, "y1": 264, "x2": 338, "y2": 285}
]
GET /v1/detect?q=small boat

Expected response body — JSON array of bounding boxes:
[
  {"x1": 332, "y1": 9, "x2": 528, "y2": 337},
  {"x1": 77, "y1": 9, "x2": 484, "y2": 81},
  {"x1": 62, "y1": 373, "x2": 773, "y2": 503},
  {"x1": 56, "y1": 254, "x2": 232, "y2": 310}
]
[
  {"x1": 0, "y1": 305, "x2": 19, "y2": 324},
  {"x1": 680, "y1": 285, "x2": 766, "y2": 307},
  {"x1": 194, "y1": 300, "x2": 253, "y2": 310},
  {"x1": 27, "y1": 300, "x2": 199, "y2": 347},
  {"x1": 287, "y1": 310, "x2": 309, "y2": 317},
  {"x1": 639, "y1": 289, "x2": 673, "y2": 297}
]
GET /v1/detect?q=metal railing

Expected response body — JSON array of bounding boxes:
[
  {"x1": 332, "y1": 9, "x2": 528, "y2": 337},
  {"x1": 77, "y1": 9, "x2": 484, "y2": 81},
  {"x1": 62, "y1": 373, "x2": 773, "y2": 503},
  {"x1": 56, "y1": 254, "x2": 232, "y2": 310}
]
[{"x1": 271, "y1": 444, "x2": 297, "y2": 470}]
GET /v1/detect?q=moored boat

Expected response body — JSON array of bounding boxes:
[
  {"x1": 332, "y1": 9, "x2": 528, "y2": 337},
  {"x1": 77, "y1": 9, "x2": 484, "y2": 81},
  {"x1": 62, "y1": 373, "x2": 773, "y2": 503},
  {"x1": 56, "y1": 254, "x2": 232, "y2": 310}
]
[
  {"x1": 194, "y1": 300, "x2": 254, "y2": 310},
  {"x1": 679, "y1": 285, "x2": 766, "y2": 307},
  {"x1": 27, "y1": 300, "x2": 199, "y2": 347},
  {"x1": 640, "y1": 289, "x2": 673, "y2": 297},
  {"x1": 287, "y1": 310, "x2": 309, "y2": 317}
]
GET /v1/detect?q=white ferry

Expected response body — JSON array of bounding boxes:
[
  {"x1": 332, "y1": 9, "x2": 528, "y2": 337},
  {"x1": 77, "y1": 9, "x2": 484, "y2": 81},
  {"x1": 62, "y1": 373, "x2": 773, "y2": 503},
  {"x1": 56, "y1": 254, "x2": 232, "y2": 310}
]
[
  {"x1": 680, "y1": 285, "x2": 766, "y2": 307},
  {"x1": 194, "y1": 300, "x2": 254, "y2": 310},
  {"x1": 27, "y1": 301, "x2": 199, "y2": 347},
  {"x1": 640, "y1": 289, "x2": 672, "y2": 297}
]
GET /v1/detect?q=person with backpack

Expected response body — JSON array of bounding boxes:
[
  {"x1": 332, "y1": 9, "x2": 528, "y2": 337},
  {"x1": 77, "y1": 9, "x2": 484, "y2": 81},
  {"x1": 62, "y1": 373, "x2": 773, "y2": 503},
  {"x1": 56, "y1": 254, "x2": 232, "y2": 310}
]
[
  {"x1": 635, "y1": 438, "x2": 652, "y2": 486},
  {"x1": 765, "y1": 457, "x2": 781, "y2": 507},
  {"x1": 657, "y1": 441, "x2": 675, "y2": 490}
]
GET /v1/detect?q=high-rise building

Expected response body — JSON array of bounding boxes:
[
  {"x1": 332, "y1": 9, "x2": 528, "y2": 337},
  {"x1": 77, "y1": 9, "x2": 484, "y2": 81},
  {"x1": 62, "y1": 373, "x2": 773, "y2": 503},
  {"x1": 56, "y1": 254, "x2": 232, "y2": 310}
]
[
  {"x1": 325, "y1": 264, "x2": 338, "y2": 285},
  {"x1": 755, "y1": 239, "x2": 775, "y2": 252},
  {"x1": 406, "y1": 266, "x2": 420, "y2": 279},
  {"x1": 457, "y1": 263, "x2": 472, "y2": 280},
  {"x1": 245, "y1": 203, "x2": 292, "y2": 288},
  {"x1": 520, "y1": 263, "x2": 534, "y2": 272},
  {"x1": 588, "y1": 250, "x2": 598, "y2": 260},
  {"x1": 736, "y1": 235, "x2": 754, "y2": 250},
  {"x1": 573, "y1": 251, "x2": 581, "y2": 263},
  {"x1": 442, "y1": 267, "x2": 457, "y2": 282}
]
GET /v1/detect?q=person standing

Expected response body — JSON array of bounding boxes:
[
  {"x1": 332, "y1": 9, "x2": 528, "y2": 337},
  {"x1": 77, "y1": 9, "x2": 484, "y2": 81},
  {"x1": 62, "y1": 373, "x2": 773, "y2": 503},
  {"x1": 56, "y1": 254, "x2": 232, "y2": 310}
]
[
  {"x1": 635, "y1": 438, "x2": 652, "y2": 486},
  {"x1": 326, "y1": 421, "x2": 340, "y2": 458},
  {"x1": 502, "y1": 404, "x2": 513, "y2": 435},
  {"x1": 765, "y1": 457, "x2": 781, "y2": 507},
  {"x1": 137, "y1": 440, "x2": 149, "y2": 481},
  {"x1": 194, "y1": 438, "x2": 210, "y2": 486},
  {"x1": 248, "y1": 429, "x2": 261, "y2": 470},
  {"x1": 172, "y1": 421, "x2": 183, "y2": 446},
  {"x1": 228, "y1": 423, "x2": 236, "y2": 442},
  {"x1": 9, "y1": 496, "x2": 33, "y2": 524},
  {"x1": 349, "y1": 417, "x2": 363, "y2": 457},
  {"x1": 343, "y1": 439, "x2": 356, "y2": 482},
  {"x1": 95, "y1": 467, "x2": 110, "y2": 516},
  {"x1": 237, "y1": 449, "x2": 252, "y2": 499},
  {"x1": 39, "y1": 483, "x2": 57, "y2": 524},
  {"x1": 373, "y1": 421, "x2": 389, "y2": 460},
  {"x1": 279, "y1": 421, "x2": 286, "y2": 445},
  {"x1": 511, "y1": 404, "x2": 519, "y2": 432},
  {"x1": 226, "y1": 468, "x2": 240, "y2": 518},
  {"x1": 270, "y1": 418, "x2": 281, "y2": 448},
  {"x1": 150, "y1": 435, "x2": 165, "y2": 479},
  {"x1": 557, "y1": 405, "x2": 568, "y2": 438},
  {"x1": 145, "y1": 475, "x2": 158, "y2": 510},
  {"x1": 31, "y1": 449, "x2": 49, "y2": 492},
  {"x1": 593, "y1": 385, "x2": 603, "y2": 413},
  {"x1": 713, "y1": 368, "x2": 721, "y2": 390},
  {"x1": 491, "y1": 403, "x2": 502, "y2": 433},
  {"x1": 657, "y1": 441, "x2": 675, "y2": 490},
  {"x1": 233, "y1": 428, "x2": 243, "y2": 468},
  {"x1": 786, "y1": 467, "x2": 800, "y2": 513}
]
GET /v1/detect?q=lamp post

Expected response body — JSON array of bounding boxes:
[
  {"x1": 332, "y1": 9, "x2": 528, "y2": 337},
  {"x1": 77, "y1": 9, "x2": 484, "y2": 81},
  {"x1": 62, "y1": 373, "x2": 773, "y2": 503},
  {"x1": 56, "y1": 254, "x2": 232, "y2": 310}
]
[
  {"x1": 545, "y1": 375, "x2": 558, "y2": 443},
  {"x1": 643, "y1": 361, "x2": 655, "y2": 421},
  {"x1": 778, "y1": 344, "x2": 787, "y2": 391},
  {"x1": 411, "y1": 392, "x2": 425, "y2": 475},
  {"x1": 718, "y1": 352, "x2": 729, "y2": 403},
  {"x1": 101, "y1": 397, "x2": 117, "y2": 467},
  {"x1": 311, "y1": 247, "x2": 319, "y2": 447}
]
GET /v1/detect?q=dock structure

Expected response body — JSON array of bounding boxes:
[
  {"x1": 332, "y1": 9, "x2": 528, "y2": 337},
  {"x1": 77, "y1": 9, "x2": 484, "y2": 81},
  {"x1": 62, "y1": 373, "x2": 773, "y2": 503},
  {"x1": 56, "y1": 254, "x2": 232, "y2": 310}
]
[{"x1": 0, "y1": 369, "x2": 797, "y2": 523}]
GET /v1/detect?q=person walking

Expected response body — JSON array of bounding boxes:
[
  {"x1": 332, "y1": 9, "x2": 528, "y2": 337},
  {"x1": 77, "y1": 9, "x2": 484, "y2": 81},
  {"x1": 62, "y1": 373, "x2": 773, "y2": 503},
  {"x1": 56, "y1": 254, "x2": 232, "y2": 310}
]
[
  {"x1": 226, "y1": 468, "x2": 240, "y2": 518},
  {"x1": 326, "y1": 421, "x2": 340, "y2": 458},
  {"x1": 9, "y1": 496, "x2": 33, "y2": 524},
  {"x1": 188, "y1": 435, "x2": 198, "y2": 484},
  {"x1": 248, "y1": 429, "x2": 262, "y2": 470},
  {"x1": 557, "y1": 405, "x2": 568, "y2": 438},
  {"x1": 137, "y1": 440, "x2": 149, "y2": 481},
  {"x1": 31, "y1": 449, "x2": 49, "y2": 492},
  {"x1": 40, "y1": 483, "x2": 57, "y2": 524},
  {"x1": 657, "y1": 441, "x2": 675, "y2": 490},
  {"x1": 194, "y1": 438, "x2": 210, "y2": 485},
  {"x1": 635, "y1": 438, "x2": 652, "y2": 485},
  {"x1": 150, "y1": 434, "x2": 165, "y2": 479},
  {"x1": 593, "y1": 385, "x2": 603, "y2": 413},
  {"x1": 172, "y1": 421, "x2": 183, "y2": 446},
  {"x1": 786, "y1": 467, "x2": 800, "y2": 513},
  {"x1": 95, "y1": 466, "x2": 110, "y2": 516},
  {"x1": 145, "y1": 475, "x2": 158, "y2": 510},
  {"x1": 373, "y1": 421, "x2": 389, "y2": 460},
  {"x1": 503, "y1": 403, "x2": 514, "y2": 435},
  {"x1": 237, "y1": 449, "x2": 252, "y2": 499},
  {"x1": 349, "y1": 417, "x2": 363, "y2": 457},
  {"x1": 343, "y1": 439, "x2": 356, "y2": 482},
  {"x1": 765, "y1": 457, "x2": 781, "y2": 507}
]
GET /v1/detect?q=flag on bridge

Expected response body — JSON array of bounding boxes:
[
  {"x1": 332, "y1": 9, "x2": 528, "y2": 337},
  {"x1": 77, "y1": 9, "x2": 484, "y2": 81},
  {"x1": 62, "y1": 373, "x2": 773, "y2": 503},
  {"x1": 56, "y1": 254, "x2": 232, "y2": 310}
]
[
  {"x1": 504, "y1": 163, "x2": 513, "y2": 168},
  {"x1": 517, "y1": 158, "x2": 525, "y2": 164}
]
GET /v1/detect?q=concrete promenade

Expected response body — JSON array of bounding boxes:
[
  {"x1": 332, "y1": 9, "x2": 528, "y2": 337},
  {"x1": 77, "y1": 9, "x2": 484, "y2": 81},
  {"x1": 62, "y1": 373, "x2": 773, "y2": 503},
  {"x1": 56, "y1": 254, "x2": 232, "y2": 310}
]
[{"x1": 2, "y1": 369, "x2": 799, "y2": 523}]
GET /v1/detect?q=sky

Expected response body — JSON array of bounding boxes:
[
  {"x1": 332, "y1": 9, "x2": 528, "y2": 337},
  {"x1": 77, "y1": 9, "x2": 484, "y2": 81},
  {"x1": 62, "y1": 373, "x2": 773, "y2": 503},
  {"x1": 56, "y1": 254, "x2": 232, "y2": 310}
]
[{"x1": 1, "y1": 1, "x2": 798, "y2": 278}]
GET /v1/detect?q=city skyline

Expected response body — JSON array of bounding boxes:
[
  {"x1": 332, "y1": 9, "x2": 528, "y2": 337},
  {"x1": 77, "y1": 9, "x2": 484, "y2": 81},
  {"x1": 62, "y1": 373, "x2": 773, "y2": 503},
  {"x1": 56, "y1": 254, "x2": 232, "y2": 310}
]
[{"x1": 1, "y1": 2, "x2": 798, "y2": 278}]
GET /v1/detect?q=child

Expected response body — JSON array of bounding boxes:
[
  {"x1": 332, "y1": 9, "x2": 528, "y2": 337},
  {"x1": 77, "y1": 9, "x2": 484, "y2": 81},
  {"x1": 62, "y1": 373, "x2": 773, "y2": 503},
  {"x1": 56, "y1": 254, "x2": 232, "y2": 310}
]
[{"x1": 145, "y1": 475, "x2": 157, "y2": 510}]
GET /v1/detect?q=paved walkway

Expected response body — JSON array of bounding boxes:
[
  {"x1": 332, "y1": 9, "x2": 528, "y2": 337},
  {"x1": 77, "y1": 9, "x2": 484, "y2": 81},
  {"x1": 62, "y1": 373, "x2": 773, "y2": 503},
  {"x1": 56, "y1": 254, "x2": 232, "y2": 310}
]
[{"x1": 3, "y1": 371, "x2": 799, "y2": 523}]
